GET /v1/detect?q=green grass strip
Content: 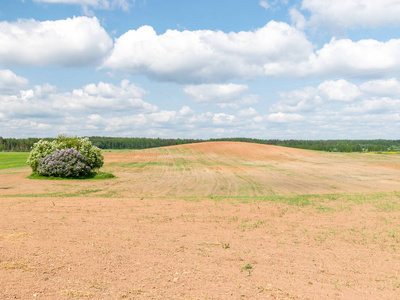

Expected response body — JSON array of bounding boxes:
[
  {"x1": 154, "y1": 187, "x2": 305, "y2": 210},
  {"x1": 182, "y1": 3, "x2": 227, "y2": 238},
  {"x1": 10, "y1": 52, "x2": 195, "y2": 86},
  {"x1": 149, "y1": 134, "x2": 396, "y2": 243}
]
[
  {"x1": 0, "y1": 152, "x2": 29, "y2": 170},
  {"x1": 27, "y1": 171, "x2": 115, "y2": 180}
]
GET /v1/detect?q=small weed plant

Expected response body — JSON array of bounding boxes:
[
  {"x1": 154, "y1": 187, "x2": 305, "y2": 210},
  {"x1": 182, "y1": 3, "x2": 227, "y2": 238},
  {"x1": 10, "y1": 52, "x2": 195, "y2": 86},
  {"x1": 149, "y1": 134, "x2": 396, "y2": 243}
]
[
  {"x1": 221, "y1": 242, "x2": 230, "y2": 249},
  {"x1": 242, "y1": 263, "x2": 253, "y2": 276}
]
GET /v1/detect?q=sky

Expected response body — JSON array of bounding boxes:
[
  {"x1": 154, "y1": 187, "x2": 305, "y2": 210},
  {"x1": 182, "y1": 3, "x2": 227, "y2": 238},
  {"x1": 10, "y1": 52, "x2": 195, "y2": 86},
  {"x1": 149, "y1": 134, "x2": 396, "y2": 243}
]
[{"x1": 1, "y1": 0, "x2": 400, "y2": 139}]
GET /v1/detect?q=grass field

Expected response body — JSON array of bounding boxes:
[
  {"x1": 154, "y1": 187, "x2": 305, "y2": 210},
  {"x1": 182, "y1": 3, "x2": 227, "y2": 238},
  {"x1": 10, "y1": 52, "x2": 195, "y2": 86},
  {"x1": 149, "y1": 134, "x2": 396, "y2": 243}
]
[
  {"x1": 0, "y1": 152, "x2": 29, "y2": 170},
  {"x1": 1, "y1": 142, "x2": 400, "y2": 299}
]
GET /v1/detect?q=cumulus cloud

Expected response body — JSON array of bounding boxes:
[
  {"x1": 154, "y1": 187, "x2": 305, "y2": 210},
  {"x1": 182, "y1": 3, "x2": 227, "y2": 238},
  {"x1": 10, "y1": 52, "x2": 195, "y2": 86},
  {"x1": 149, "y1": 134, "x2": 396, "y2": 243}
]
[
  {"x1": 58, "y1": 80, "x2": 154, "y2": 113},
  {"x1": 102, "y1": 21, "x2": 313, "y2": 83},
  {"x1": 271, "y1": 79, "x2": 365, "y2": 114},
  {"x1": 289, "y1": 8, "x2": 306, "y2": 30},
  {"x1": 0, "y1": 80, "x2": 155, "y2": 123},
  {"x1": 0, "y1": 69, "x2": 29, "y2": 94},
  {"x1": 184, "y1": 83, "x2": 260, "y2": 109},
  {"x1": 0, "y1": 16, "x2": 112, "y2": 67},
  {"x1": 264, "y1": 37, "x2": 400, "y2": 78},
  {"x1": 301, "y1": 0, "x2": 400, "y2": 29},
  {"x1": 344, "y1": 98, "x2": 400, "y2": 115},
  {"x1": 268, "y1": 77, "x2": 400, "y2": 138},
  {"x1": 310, "y1": 38, "x2": 400, "y2": 76},
  {"x1": 1, "y1": 76, "x2": 260, "y2": 137},
  {"x1": 360, "y1": 78, "x2": 400, "y2": 97},
  {"x1": 2, "y1": 69, "x2": 399, "y2": 139},
  {"x1": 318, "y1": 79, "x2": 362, "y2": 102},
  {"x1": 179, "y1": 106, "x2": 195, "y2": 116},
  {"x1": 271, "y1": 87, "x2": 320, "y2": 113},
  {"x1": 81, "y1": 79, "x2": 146, "y2": 99},
  {"x1": 212, "y1": 113, "x2": 236, "y2": 125},
  {"x1": 102, "y1": 21, "x2": 400, "y2": 82}
]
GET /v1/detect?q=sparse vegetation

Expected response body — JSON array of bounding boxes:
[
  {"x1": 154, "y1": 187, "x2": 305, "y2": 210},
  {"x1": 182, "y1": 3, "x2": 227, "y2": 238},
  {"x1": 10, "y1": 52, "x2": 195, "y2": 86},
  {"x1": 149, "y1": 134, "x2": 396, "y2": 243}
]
[
  {"x1": 27, "y1": 171, "x2": 115, "y2": 180},
  {"x1": 221, "y1": 242, "x2": 230, "y2": 249},
  {"x1": 242, "y1": 263, "x2": 253, "y2": 276}
]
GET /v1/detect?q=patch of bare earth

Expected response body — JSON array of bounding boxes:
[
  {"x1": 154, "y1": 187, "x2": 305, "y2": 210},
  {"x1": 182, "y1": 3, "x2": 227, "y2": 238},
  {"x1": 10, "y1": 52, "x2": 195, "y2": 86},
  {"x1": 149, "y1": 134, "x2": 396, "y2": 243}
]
[{"x1": 1, "y1": 142, "x2": 400, "y2": 299}]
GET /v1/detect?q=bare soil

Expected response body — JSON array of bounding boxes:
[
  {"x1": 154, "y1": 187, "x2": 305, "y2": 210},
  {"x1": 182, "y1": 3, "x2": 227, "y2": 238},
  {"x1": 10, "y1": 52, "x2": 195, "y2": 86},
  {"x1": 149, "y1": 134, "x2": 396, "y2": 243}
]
[{"x1": 1, "y1": 142, "x2": 400, "y2": 299}]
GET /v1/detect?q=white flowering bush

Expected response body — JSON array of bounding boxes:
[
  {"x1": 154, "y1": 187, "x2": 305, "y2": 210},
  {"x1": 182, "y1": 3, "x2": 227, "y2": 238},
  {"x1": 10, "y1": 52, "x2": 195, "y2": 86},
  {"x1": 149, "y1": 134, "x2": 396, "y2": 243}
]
[
  {"x1": 26, "y1": 139, "x2": 56, "y2": 172},
  {"x1": 37, "y1": 149, "x2": 92, "y2": 177},
  {"x1": 27, "y1": 135, "x2": 104, "y2": 176}
]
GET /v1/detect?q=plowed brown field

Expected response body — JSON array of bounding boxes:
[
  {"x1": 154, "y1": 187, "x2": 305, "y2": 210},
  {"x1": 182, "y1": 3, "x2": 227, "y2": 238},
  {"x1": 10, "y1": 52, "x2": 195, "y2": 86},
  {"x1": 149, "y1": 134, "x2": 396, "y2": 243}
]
[{"x1": 1, "y1": 142, "x2": 400, "y2": 299}]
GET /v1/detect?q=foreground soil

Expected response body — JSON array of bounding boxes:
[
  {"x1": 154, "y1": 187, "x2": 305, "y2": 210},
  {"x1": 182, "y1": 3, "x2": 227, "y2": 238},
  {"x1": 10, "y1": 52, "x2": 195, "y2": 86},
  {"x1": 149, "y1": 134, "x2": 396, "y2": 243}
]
[{"x1": 1, "y1": 142, "x2": 400, "y2": 299}]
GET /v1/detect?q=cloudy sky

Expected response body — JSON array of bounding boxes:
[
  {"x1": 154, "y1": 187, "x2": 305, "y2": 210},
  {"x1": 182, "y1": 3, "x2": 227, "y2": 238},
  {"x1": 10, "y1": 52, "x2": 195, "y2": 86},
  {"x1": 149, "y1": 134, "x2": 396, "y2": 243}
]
[{"x1": 1, "y1": 0, "x2": 400, "y2": 139}]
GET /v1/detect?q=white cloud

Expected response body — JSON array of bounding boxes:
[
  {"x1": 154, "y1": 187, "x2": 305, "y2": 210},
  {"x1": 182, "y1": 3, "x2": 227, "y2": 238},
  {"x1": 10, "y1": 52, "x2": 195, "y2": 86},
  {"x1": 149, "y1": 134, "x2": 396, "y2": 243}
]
[
  {"x1": 147, "y1": 111, "x2": 177, "y2": 124},
  {"x1": 212, "y1": 113, "x2": 236, "y2": 125},
  {"x1": 259, "y1": 0, "x2": 288, "y2": 10},
  {"x1": 33, "y1": 0, "x2": 133, "y2": 11},
  {"x1": 0, "y1": 17, "x2": 112, "y2": 67},
  {"x1": 179, "y1": 106, "x2": 195, "y2": 116},
  {"x1": 63, "y1": 81, "x2": 154, "y2": 112},
  {"x1": 82, "y1": 80, "x2": 146, "y2": 99},
  {"x1": 302, "y1": 0, "x2": 400, "y2": 29},
  {"x1": 271, "y1": 87, "x2": 320, "y2": 113},
  {"x1": 318, "y1": 79, "x2": 362, "y2": 102},
  {"x1": 237, "y1": 107, "x2": 259, "y2": 117},
  {"x1": 184, "y1": 84, "x2": 248, "y2": 103},
  {"x1": 35, "y1": 0, "x2": 106, "y2": 5},
  {"x1": 101, "y1": 21, "x2": 400, "y2": 82},
  {"x1": 311, "y1": 38, "x2": 400, "y2": 76},
  {"x1": 102, "y1": 21, "x2": 313, "y2": 83},
  {"x1": 267, "y1": 112, "x2": 305, "y2": 123},
  {"x1": 344, "y1": 98, "x2": 400, "y2": 115},
  {"x1": 289, "y1": 8, "x2": 306, "y2": 30},
  {"x1": 267, "y1": 77, "x2": 400, "y2": 138},
  {"x1": 271, "y1": 78, "x2": 381, "y2": 115},
  {"x1": 2, "y1": 70, "x2": 400, "y2": 139},
  {"x1": 0, "y1": 80, "x2": 155, "y2": 122},
  {"x1": 259, "y1": 1, "x2": 270, "y2": 10},
  {"x1": 184, "y1": 83, "x2": 260, "y2": 109},
  {"x1": 0, "y1": 69, "x2": 29, "y2": 94},
  {"x1": 264, "y1": 37, "x2": 400, "y2": 78},
  {"x1": 360, "y1": 78, "x2": 400, "y2": 97}
]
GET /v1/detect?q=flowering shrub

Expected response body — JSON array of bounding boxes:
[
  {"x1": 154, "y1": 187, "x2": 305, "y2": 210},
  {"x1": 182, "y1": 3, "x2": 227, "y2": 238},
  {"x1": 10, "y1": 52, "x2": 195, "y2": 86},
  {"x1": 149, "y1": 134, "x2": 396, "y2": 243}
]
[
  {"x1": 37, "y1": 149, "x2": 92, "y2": 178},
  {"x1": 27, "y1": 135, "x2": 104, "y2": 174},
  {"x1": 27, "y1": 139, "x2": 56, "y2": 172},
  {"x1": 55, "y1": 135, "x2": 104, "y2": 169}
]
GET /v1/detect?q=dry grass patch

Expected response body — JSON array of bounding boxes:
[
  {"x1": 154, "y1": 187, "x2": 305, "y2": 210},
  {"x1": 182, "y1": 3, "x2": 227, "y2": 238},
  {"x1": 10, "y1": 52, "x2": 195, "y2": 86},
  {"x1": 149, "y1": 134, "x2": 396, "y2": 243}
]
[
  {"x1": 0, "y1": 232, "x2": 30, "y2": 239},
  {"x1": 60, "y1": 290, "x2": 95, "y2": 298},
  {"x1": 0, "y1": 260, "x2": 34, "y2": 271}
]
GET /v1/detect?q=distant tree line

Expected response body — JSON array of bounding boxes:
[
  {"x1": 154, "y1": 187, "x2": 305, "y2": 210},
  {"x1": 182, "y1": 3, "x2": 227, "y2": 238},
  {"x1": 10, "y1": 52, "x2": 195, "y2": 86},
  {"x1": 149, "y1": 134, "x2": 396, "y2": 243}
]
[
  {"x1": 1, "y1": 136, "x2": 399, "y2": 153},
  {"x1": 210, "y1": 138, "x2": 397, "y2": 153},
  {"x1": 88, "y1": 136, "x2": 203, "y2": 150},
  {"x1": 0, "y1": 137, "x2": 52, "y2": 152}
]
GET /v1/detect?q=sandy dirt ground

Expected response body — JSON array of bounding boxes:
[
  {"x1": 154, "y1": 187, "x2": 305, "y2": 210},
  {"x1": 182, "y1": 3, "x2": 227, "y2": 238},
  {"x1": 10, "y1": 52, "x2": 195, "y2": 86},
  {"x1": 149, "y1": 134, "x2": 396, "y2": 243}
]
[{"x1": 1, "y1": 142, "x2": 400, "y2": 299}]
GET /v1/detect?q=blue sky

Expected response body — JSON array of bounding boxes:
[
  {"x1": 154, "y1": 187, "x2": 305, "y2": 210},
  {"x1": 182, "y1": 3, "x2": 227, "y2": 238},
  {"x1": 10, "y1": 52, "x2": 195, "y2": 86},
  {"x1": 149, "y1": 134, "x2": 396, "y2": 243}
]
[{"x1": 1, "y1": 0, "x2": 400, "y2": 139}]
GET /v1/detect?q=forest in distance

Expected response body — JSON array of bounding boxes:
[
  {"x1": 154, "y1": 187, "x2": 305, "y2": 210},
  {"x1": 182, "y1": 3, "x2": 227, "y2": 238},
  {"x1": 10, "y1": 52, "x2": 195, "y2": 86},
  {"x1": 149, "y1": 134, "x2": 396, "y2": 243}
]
[{"x1": 0, "y1": 136, "x2": 399, "y2": 153}]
